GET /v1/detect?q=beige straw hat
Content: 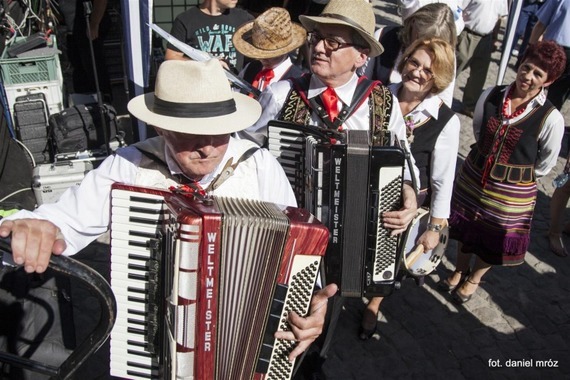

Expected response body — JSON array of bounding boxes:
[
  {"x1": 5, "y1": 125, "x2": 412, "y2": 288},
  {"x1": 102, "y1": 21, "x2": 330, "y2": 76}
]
[
  {"x1": 233, "y1": 7, "x2": 307, "y2": 59},
  {"x1": 299, "y1": 0, "x2": 384, "y2": 57},
  {"x1": 127, "y1": 60, "x2": 261, "y2": 135}
]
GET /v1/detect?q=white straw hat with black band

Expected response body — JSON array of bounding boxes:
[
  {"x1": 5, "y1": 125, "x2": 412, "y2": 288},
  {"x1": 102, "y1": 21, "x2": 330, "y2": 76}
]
[{"x1": 127, "y1": 60, "x2": 261, "y2": 135}]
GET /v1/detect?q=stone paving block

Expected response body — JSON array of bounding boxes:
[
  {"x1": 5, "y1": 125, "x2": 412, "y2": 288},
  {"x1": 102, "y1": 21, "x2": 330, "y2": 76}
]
[
  {"x1": 515, "y1": 327, "x2": 545, "y2": 350},
  {"x1": 469, "y1": 327, "x2": 496, "y2": 349}
]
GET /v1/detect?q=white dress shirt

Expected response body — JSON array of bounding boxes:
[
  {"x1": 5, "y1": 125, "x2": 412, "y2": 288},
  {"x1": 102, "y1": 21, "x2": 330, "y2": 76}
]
[
  {"x1": 389, "y1": 83, "x2": 460, "y2": 219},
  {"x1": 473, "y1": 85, "x2": 565, "y2": 178},
  {"x1": 2, "y1": 137, "x2": 297, "y2": 256}
]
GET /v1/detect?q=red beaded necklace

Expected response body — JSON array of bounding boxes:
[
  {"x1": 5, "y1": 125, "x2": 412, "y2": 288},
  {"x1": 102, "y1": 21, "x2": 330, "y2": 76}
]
[{"x1": 502, "y1": 86, "x2": 527, "y2": 120}]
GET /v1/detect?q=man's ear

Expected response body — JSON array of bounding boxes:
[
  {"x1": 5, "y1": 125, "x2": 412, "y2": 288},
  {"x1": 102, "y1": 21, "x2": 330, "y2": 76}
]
[
  {"x1": 154, "y1": 127, "x2": 163, "y2": 136},
  {"x1": 354, "y1": 49, "x2": 370, "y2": 68}
]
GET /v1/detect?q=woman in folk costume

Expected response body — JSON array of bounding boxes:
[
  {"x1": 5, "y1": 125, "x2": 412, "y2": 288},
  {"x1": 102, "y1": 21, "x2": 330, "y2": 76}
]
[
  {"x1": 439, "y1": 40, "x2": 567, "y2": 304},
  {"x1": 360, "y1": 38, "x2": 460, "y2": 339},
  {"x1": 233, "y1": 7, "x2": 306, "y2": 92}
]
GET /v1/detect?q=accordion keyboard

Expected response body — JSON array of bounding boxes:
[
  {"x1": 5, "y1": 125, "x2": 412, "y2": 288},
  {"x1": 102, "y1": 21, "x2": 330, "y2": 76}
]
[{"x1": 109, "y1": 188, "x2": 166, "y2": 379}]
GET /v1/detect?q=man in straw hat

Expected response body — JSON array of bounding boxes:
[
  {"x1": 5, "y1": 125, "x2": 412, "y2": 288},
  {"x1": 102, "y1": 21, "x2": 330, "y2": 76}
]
[
  {"x1": 234, "y1": 7, "x2": 307, "y2": 91},
  {"x1": 0, "y1": 60, "x2": 337, "y2": 371},
  {"x1": 239, "y1": 0, "x2": 418, "y2": 235}
]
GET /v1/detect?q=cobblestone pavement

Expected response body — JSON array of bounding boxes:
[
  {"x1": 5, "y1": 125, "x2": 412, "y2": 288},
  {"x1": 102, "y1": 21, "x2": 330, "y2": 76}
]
[{"x1": 317, "y1": 1, "x2": 570, "y2": 379}]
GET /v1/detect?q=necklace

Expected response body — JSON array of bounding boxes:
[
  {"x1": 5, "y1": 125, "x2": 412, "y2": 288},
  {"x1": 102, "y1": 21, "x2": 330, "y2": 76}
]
[{"x1": 502, "y1": 86, "x2": 527, "y2": 120}]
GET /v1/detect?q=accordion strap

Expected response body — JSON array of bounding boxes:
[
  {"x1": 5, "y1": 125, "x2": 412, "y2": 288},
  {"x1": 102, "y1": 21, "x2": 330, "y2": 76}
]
[
  {"x1": 288, "y1": 75, "x2": 380, "y2": 131},
  {"x1": 206, "y1": 146, "x2": 260, "y2": 191},
  {"x1": 133, "y1": 138, "x2": 259, "y2": 191}
]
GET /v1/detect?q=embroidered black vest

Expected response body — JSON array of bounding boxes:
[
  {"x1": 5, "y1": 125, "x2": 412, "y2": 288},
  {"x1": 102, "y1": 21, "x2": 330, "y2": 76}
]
[
  {"x1": 473, "y1": 85, "x2": 556, "y2": 184},
  {"x1": 411, "y1": 102, "x2": 455, "y2": 194},
  {"x1": 277, "y1": 74, "x2": 394, "y2": 146}
]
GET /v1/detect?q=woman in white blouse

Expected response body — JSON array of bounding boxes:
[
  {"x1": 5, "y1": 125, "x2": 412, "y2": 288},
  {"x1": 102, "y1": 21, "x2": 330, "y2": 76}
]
[{"x1": 360, "y1": 37, "x2": 460, "y2": 339}]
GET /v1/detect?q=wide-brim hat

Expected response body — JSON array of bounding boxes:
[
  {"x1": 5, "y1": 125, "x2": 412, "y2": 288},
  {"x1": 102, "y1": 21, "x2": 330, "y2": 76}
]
[
  {"x1": 299, "y1": 0, "x2": 384, "y2": 57},
  {"x1": 233, "y1": 7, "x2": 307, "y2": 59},
  {"x1": 127, "y1": 60, "x2": 261, "y2": 135}
]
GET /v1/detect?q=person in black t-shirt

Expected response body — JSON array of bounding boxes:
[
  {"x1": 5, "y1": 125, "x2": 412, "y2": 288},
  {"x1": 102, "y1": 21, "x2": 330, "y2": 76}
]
[{"x1": 165, "y1": 0, "x2": 254, "y2": 73}]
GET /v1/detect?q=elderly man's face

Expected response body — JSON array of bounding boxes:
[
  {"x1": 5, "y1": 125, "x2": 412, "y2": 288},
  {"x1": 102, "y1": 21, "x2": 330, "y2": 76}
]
[
  {"x1": 309, "y1": 24, "x2": 369, "y2": 87},
  {"x1": 158, "y1": 129, "x2": 230, "y2": 181}
]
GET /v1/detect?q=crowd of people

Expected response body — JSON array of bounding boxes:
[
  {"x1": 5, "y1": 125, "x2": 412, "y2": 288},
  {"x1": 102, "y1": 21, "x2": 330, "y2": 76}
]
[{"x1": 0, "y1": 0, "x2": 569, "y2": 378}]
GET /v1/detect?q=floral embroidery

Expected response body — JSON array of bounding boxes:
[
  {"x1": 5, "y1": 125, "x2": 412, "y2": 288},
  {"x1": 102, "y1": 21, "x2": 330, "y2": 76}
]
[{"x1": 404, "y1": 115, "x2": 416, "y2": 143}]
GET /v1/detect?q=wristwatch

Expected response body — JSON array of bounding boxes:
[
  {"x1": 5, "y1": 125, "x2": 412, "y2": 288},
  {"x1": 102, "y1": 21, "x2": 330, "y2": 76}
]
[{"x1": 427, "y1": 223, "x2": 443, "y2": 232}]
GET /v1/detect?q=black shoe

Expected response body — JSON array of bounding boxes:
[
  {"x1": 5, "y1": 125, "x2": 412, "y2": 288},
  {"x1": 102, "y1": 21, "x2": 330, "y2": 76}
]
[
  {"x1": 359, "y1": 308, "x2": 378, "y2": 340},
  {"x1": 436, "y1": 270, "x2": 468, "y2": 292},
  {"x1": 451, "y1": 277, "x2": 479, "y2": 305},
  {"x1": 437, "y1": 278, "x2": 458, "y2": 292},
  {"x1": 451, "y1": 289, "x2": 473, "y2": 304},
  {"x1": 358, "y1": 323, "x2": 377, "y2": 340}
]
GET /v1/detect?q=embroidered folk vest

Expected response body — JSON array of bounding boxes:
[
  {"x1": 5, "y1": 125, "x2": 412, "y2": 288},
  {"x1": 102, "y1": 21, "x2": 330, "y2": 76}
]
[
  {"x1": 277, "y1": 74, "x2": 394, "y2": 146},
  {"x1": 473, "y1": 85, "x2": 556, "y2": 183}
]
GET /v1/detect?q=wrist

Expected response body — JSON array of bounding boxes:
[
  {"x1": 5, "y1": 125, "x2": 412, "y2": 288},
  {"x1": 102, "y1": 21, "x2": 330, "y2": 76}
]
[{"x1": 426, "y1": 222, "x2": 443, "y2": 232}]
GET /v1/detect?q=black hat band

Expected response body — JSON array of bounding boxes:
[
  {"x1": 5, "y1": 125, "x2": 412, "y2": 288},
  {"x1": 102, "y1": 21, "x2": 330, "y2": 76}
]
[{"x1": 153, "y1": 97, "x2": 236, "y2": 118}]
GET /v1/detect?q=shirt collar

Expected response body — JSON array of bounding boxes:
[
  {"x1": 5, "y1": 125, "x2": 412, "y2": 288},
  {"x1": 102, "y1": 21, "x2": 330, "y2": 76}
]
[
  {"x1": 307, "y1": 73, "x2": 360, "y2": 106},
  {"x1": 271, "y1": 57, "x2": 293, "y2": 80},
  {"x1": 389, "y1": 82, "x2": 444, "y2": 120},
  {"x1": 503, "y1": 83, "x2": 548, "y2": 108}
]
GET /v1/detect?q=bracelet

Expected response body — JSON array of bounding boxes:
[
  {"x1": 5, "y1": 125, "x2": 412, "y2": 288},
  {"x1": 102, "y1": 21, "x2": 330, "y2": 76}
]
[{"x1": 427, "y1": 223, "x2": 443, "y2": 232}]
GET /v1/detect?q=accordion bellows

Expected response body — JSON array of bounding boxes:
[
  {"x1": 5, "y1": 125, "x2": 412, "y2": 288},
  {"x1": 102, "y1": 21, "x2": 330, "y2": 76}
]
[{"x1": 108, "y1": 183, "x2": 329, "y2": 379}]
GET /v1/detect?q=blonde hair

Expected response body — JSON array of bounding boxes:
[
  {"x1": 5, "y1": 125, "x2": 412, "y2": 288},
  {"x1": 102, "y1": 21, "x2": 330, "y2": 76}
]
[
  {"x1": 400, "y1": 3, "x2": 457, "y2": 50},
  {"x1": 397, "y1": 37, "x2": 455, "y2": 94}
]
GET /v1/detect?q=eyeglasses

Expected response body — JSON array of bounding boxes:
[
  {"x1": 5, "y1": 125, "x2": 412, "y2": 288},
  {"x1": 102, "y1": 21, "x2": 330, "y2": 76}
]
[
  {"x1": 307, "y1": 32, "x2": 365, "y2": 51},
  {"x1": 405, "y1": 57, "x2": 435, "y2": 80}
]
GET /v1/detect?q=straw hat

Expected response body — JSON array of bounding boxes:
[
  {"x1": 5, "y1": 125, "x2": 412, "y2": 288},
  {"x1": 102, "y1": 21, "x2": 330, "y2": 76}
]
[
  {"x1": 233, "y1": 7, "x2": 307, "y2": 59},
  {"x1": 127, "y1": 60, "x2": 261, "y2": 135},
  {"x1": 299, "y1": 0, "x2": 384, "y2": 57}
]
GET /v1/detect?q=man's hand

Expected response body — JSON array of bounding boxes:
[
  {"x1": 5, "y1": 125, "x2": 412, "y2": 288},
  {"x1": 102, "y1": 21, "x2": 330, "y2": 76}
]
[
  {"x1": 0, "y1": 219, "x2": 66, "y2": 273},
  {"x1": 382, "y1": 183, "x2": 418, "y2": 236},
  {"x1": 274, "y1": 283, "x2": 338, "y2": 361}
]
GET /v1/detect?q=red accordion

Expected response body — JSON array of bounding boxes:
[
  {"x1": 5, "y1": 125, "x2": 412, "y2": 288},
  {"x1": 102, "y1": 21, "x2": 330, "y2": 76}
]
[{"x1": 108, "y1": 183, "x2": 329, "y2": 379}]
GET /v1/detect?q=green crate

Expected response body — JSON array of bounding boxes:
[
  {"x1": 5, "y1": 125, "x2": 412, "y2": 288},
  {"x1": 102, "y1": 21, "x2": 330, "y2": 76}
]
[{"x1": 0, "y1": 36, "x2": 62, "y2": 86}]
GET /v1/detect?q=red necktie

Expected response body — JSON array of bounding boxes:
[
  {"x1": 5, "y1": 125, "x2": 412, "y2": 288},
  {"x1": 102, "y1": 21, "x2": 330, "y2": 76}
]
[
  {"x1": 252, "y1": 68, "x2": 275, "y2": 90},
  {"x1": 321, "y1": 87, "x2": 339, "y2": 122}
]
